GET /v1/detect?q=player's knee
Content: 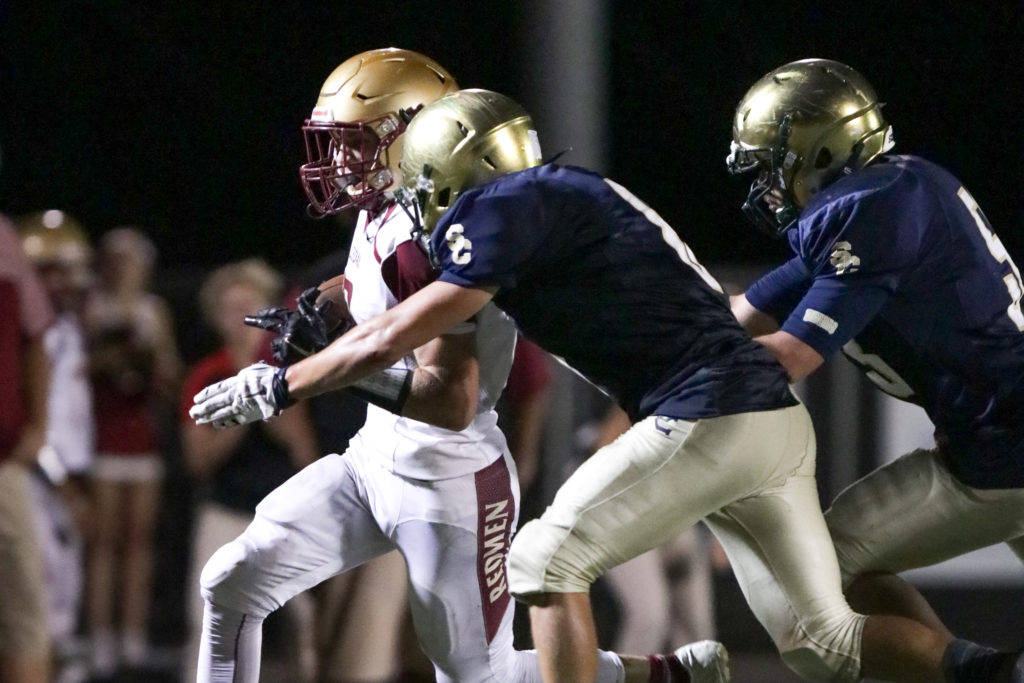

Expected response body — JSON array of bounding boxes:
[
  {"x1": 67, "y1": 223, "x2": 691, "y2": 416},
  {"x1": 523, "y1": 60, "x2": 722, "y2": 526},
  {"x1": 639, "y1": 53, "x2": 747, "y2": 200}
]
[
  {"x1": 507, "y1": 519, "x2": 601, "y2": 598},
  {"x1": 772, "y1": 609, "x2": 865, "y2": 683},
  {"x1": 199, "y1": 538, "x2": 270, "y2": 616}
]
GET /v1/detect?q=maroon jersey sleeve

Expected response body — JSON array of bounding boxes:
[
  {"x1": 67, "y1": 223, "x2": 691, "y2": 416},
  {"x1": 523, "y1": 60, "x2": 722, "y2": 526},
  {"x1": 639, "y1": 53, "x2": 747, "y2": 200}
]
[{"x1": 380, "y1": 241, "x2": 438, "y2": 302}]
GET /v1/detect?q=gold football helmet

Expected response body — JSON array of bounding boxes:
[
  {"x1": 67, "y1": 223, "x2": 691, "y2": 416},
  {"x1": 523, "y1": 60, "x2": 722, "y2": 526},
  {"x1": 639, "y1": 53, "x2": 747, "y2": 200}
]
[
  {"x1": 726, "y1": 58, "x2": 895, "y2": 235},
  {"x1": 18, "y1": 209, "x2": 92, "y2": 293},
  {"x1": 18, "y1": 209, "x2": 91, "y2": 268},
  {"x1": 399, "y1": 89, "x2": 542, "y2": 234},
  {"x1": 300, "y1": 48, "x2": 458, "y2": 216}
]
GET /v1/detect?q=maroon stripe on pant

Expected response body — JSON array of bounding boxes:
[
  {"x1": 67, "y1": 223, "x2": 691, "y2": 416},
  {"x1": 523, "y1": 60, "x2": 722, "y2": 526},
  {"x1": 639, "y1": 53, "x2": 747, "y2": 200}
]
[{"x1": 474, "y1": 455, "x2": 515, "y2": 643}]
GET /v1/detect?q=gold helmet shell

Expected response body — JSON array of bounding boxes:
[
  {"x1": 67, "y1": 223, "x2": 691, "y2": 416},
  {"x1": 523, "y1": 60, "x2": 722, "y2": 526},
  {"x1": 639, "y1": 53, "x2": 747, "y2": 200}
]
[
  {"x1": 399, "y1": 89, "x2": 543, "y2": 234},
  {"x1": 17, "y1": 209, "x2": 92, "y2": 267},
  {"x1": 726, "y1": 58, "x2": 894, "y2": 235},
  {"x1": 300, "y1": 48, "x2": 459, "y2": 216}
]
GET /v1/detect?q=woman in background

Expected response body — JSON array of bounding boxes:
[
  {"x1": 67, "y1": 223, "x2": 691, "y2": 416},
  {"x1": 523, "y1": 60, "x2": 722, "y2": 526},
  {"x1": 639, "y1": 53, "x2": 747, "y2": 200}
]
[{"x1": 83, "y1": 227, "x2": 182, "y2": 677}]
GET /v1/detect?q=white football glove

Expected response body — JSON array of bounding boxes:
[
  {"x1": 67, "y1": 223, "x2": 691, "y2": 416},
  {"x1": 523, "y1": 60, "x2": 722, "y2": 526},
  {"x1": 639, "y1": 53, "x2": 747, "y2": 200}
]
[{"x1": 189, "y1": 362, "x2": 291, "y2": 429}]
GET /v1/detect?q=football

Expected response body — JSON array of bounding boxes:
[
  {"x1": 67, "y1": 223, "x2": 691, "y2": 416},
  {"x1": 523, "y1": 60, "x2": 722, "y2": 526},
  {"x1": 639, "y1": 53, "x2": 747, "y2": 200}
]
[{"x1": 314, "y1": 273, "x2": 356, "y2": 335}]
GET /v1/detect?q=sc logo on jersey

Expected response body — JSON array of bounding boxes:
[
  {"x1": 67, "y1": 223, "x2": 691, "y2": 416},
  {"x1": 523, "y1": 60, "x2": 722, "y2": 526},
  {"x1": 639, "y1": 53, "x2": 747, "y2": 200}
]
[
  {"x1": 445, "y1": 224, "x2": 473, "y2": 265},
  {"x1": 829, "y1": 241, "x2": 860, "y2": 275}
]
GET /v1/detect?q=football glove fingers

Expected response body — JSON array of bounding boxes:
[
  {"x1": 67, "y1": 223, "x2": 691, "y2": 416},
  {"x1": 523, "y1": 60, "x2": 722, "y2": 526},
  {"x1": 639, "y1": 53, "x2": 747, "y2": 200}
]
[
  {"x1": 189, "y1": 362, "x2": 291, "y2": 428},
  {"x1": 245, "y1": 301, "x2": 328, "y2": 364},
  {"x1": 243, "y1": 307, "x2": 294, "y2": 332},
  {"x1": 296, "y1": 286, "x2": 340, "y2": 341}
]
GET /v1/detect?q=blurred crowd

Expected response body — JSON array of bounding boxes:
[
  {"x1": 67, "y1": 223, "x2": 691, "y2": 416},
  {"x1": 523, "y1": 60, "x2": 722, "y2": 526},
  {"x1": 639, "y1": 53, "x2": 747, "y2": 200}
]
[{"x1": 1, "y1": 209, "x2": 727, "y2": 683}]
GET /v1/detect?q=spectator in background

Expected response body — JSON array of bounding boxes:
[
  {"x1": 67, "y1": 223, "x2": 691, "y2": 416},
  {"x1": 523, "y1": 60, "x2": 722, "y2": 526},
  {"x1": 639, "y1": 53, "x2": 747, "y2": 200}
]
[
  {"x1": 82, "y1": 226, "x2": 183, "y2": 677},
  {"x1": 17, "y1": 210, "x2": 95, "y2": 683},
  {"x1": 0, "y1": 214, "x2": 54, "y2": 683},
  {"x1": 180, "y1": 258, "x2": 319, "y2": 682}
]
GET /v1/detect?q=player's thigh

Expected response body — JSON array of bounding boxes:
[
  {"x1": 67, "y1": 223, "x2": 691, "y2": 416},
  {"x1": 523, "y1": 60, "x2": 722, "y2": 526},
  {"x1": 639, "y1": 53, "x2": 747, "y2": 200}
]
[
  {"x1": 202, "y1": 453, "x2": 393, "y2": 613},
  {"x1": 394, "y1": 454, "x2": 520, "y2": 682},
  {"x1": 826, "y1": 447, "x2": 1024, "y2": 580},
  {"x1": 704, "y1": 446, "x2": 863, "y2": 682},
  {"x1": 508, "y1": 403, "x2": 815, "y2": 594}
]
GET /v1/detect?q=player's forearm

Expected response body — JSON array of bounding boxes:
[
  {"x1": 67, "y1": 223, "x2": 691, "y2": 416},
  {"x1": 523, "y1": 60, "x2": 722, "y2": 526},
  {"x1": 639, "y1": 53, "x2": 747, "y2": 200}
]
[
  {"x1": 286, "y1": 320, "x2": 405, "y2": 402},
  {"x1": 753, "y1": 330, "x2": 824, "y2": 383},
  {"x1": 730, "y1": 294, "x2": 780, "y2": 336}
]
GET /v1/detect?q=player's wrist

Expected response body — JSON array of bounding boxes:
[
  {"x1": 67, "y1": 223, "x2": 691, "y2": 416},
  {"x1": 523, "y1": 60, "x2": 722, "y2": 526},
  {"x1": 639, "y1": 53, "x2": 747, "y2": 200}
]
[{"x1": 272, "y1": 365, "x2": 296, "y2": 411}]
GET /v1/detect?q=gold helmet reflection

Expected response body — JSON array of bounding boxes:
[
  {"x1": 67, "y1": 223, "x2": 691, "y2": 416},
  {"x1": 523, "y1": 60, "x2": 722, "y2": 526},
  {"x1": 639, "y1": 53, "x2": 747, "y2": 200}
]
[
  {"x1": 18, "y1": 209, "x2": 92, "y2": 267},
  {"x1": 399, "y1": 89, "x2": 542, "y2": 234},
  {"x1": 300, "y1": 48, "x2": 459, "y2": 216},
  {"x1": 726, "y1": 58, "x2": 894, "y2": 235}
]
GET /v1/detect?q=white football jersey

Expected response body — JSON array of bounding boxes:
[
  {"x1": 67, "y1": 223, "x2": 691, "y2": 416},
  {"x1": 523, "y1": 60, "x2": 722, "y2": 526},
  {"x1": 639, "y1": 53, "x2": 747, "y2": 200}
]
[
  {"x1": 44, "y1": 313, "x2": 94, "y2": 474},
  {"x1": 344, "y1": 205, "x2": 517, "y2": 480}
]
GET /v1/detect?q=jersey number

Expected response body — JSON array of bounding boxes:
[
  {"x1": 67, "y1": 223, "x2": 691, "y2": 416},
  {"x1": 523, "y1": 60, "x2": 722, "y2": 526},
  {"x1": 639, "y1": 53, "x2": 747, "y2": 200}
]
[
  {"x1": 603, "y1": 179, "x2": 724, "y2": 293},
  {"x1": 842, "y1": 339, "x2": 915, "y2": 400},
  {"x1": 958, "y1": 187, "x2": 1024, "y2": 331},
  {"x1": 445, "y1": 224, "x2": 473, "y2": 265}
]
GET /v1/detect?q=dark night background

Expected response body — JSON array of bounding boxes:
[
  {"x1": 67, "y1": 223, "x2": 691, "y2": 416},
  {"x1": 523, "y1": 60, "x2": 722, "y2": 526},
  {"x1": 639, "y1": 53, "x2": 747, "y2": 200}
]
[{"x1": 3, "y1": 2, "x2": 1022, "y2": 278}]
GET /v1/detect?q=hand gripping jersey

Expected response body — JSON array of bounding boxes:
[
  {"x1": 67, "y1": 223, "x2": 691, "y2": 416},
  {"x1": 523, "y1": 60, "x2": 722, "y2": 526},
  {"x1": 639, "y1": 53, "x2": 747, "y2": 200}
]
[
  {"x1": 429, "y1": 164, "x2": 796, "y2": 422},
  {"x1": 345, "y1": 204, "x2": 517, "y2": 480},
  {"x1": 746, "y1": 155, "x2": 1024, "y2": 489}
]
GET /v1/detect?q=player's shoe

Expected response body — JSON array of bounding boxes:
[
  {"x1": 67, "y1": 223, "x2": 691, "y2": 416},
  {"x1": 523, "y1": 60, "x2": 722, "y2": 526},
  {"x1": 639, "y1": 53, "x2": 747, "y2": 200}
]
[{"x1": 648, "y1": 639, "x2": 730, "y2": 682}]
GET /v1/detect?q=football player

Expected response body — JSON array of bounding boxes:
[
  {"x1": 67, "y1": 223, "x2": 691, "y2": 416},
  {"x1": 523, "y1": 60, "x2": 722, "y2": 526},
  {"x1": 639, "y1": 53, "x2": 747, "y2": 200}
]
[
  {"x1": 18, "y1": 211, "x2": 95, "y2": 682},
  {"x1": 191, "y1": 87, "x2": 950, "y2": 683},
  {"x1": 192, "y1": 50, "x2": 723, "y2": 683},
  {"x1": 726, "y1": 58, "x2": 1024, "y2": 683}
]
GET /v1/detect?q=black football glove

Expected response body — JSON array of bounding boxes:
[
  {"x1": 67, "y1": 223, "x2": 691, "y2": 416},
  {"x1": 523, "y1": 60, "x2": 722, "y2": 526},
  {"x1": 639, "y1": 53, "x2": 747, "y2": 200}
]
[{"x1": 244, "y1": 286, "x2": 343, "y2": 364}]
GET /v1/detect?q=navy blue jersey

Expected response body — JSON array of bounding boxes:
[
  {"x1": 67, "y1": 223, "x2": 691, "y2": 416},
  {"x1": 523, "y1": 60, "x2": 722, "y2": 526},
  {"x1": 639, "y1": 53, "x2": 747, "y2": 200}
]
[
  {"x1": 429, "y1": 164, "x2": 796, "y2": 421},
  {"x1": 747, "y1": 155, "x2": 1024, "y2": 489}
]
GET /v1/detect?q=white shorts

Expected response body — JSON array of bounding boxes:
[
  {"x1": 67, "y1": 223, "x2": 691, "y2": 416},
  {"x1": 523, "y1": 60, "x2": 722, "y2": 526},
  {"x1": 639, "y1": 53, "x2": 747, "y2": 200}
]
[
  {"x1": 826, "y1": 447, "x2": 1024, "y2": 584},
  {"x1": 92, "y1": 452, "x2": 164, "y2": 483},
  {"x1": 508, "y1": 404, "x2": 865, "y2": 683},
  {"x1": 199, "y1": 447, "x2": 526, "y2": 683}
]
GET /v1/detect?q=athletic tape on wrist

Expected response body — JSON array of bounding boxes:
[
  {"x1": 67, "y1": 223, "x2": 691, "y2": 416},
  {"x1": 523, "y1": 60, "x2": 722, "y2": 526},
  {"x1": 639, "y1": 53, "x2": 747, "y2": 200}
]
[
  {"x1": 272, "y1": 365, "x2": 296, "y2": 411},
  {"x1": 347, "y1": 367, "x2": 413, "y2": 414}
]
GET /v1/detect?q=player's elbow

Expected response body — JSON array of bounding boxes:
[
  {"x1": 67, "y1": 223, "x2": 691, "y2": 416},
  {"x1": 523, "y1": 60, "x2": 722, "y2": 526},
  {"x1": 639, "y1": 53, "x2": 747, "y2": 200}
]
[
  {"x1": 425, "y1": 383, "x2": 477, "y2": 431},
  {"x1": 443, "y1": 391, "x2": 478, "y2": 431}
]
